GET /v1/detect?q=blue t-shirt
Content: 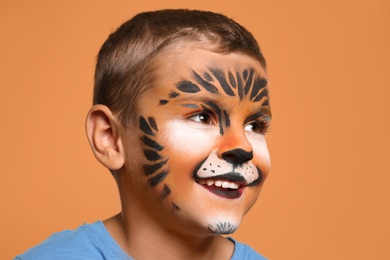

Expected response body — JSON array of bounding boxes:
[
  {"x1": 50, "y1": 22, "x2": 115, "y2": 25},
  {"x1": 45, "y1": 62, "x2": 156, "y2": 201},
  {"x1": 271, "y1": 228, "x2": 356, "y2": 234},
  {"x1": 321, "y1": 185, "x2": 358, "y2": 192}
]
[{"x1": 15, "y1": 221, "x2": 267, "y2": 260}]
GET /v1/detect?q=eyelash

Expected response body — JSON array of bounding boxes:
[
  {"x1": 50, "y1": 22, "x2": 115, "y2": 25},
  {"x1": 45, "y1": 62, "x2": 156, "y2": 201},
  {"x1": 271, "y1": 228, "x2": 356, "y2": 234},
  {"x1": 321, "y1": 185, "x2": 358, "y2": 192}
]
[
  {"x1": 187, "y1": 110, "x2": 216, "y2": 125},
  {"x1": 244, "y1": 119, "x2": 270, "y2": 135}
]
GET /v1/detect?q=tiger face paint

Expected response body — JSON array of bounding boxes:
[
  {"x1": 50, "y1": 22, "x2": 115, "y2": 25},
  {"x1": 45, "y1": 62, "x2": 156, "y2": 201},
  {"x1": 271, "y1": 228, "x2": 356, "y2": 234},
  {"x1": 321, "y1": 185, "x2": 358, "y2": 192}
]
[{"x1": 129, "y1": 47, "x2": 271, "y2": 235}]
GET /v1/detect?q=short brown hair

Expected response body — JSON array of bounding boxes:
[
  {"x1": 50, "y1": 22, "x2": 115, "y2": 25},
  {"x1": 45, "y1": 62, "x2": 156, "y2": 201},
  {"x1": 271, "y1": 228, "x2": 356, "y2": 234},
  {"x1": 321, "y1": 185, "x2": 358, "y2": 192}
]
[{"x1": 93, "y1": 9, "x2": 267, "y2": 125}]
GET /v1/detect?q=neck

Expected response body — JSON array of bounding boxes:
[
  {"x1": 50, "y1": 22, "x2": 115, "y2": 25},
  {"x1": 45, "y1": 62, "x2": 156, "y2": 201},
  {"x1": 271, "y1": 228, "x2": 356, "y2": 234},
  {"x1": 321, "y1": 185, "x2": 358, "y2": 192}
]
[{"x1": 104, "y1": 212, "x2": 234, "y2": 260}]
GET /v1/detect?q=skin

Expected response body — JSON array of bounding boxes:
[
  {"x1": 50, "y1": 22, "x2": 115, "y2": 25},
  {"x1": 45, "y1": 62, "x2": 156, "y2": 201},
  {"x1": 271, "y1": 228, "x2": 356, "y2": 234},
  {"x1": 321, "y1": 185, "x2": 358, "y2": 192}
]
[{"x1": 87, "y1": 46, "x2": 271, "y2": 260}]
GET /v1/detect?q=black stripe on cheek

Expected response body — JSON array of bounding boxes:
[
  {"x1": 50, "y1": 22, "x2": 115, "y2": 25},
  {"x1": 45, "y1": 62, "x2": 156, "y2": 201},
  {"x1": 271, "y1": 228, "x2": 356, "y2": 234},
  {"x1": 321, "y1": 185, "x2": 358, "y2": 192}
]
[
  {"x1": 159, "y1": 100, "x2": 169, "y2": 105},
  {"x1": 236, "y1": 71, "x2": 244, "y2": 100},
  {"x1": 140, "y1": 116, "x2": 154, "y2": 135},
  {"x1": 143, "y1": 159, "x2": 168, "y2": 175},
  {"x1": 224, "y1": 111, "x2": 230, "y2": 129},
  {"x1": 141, "y1": 135, "x2": 163, "y2": 151},
  {"x1": 250, "y1": 78, "x2": 268, "y2": 101},
  {"x1": 144, "y1": 149, "x2": 162, "y2": 161},
  {"x1": 176, "y1": 80, "x2": 201, "y2": 93},
  {"x1": 149, "y1": 170, "x2": 169, "y2": 186},
  {"x1": 244, "y1": 69, "x2": 254, "y2": 95},
  {"x1": 228, "y1": 71, "x2": 236, "y2": 88},
  {"x1": 193, "y1": 70, "x2": 219, "y2": 94},
  {"x1": 171, "y1": 202, "x2": 180, "y2": 212},
  {"x1": 253, "y1": 88, "x2": 269, "y2": 103},
  {"x1": 160, "y1": 184, "x2": 171, "y2": 200},
  {"x1": 209, "y1": 68, "x2": 235, "y2": 96},
  {"x1": 148, "y1": 117, "x2": 158, "y2": 131}
]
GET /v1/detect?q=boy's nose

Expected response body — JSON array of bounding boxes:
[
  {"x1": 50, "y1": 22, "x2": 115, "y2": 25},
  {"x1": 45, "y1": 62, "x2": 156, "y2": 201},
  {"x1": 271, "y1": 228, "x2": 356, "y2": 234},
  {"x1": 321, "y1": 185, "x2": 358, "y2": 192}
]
[
  {"x1": 222, "y1": 148, "x2": 253, "y2": 164},
  {"x1": 217, "y1": 128, "x2": 253, "y2": 165}
]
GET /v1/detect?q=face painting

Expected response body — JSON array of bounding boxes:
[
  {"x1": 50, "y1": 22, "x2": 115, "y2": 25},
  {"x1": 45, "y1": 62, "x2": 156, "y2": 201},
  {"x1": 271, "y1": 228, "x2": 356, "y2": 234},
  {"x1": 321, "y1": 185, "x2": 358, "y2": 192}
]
[{"x1": 133, "y1": 48, "x2": 271, "y2": 235}]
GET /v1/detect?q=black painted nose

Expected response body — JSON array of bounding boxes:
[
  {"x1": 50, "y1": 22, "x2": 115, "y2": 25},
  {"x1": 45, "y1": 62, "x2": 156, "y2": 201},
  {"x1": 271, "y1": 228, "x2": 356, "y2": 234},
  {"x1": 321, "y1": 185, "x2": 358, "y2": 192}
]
[{"x1": 222, "y1": 148, "x2": 253, "y2": 164}]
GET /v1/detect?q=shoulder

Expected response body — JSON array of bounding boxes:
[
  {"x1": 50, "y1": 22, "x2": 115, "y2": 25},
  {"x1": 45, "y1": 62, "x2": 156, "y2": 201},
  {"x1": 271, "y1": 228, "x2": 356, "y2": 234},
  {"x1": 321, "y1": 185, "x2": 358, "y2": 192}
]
[
  {"x1": 14, "y1": 221, "x2": 131, "y2": 260},
  {"x1": 229, "y1": 237, "x2": 268, "y2": 260}
]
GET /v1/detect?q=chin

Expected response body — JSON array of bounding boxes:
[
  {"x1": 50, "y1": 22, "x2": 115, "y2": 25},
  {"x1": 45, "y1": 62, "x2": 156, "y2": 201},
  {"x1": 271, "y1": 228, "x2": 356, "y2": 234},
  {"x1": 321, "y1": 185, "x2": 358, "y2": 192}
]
[{"x1": 206, "y1": 216, "x2": 241, "y2": 235}]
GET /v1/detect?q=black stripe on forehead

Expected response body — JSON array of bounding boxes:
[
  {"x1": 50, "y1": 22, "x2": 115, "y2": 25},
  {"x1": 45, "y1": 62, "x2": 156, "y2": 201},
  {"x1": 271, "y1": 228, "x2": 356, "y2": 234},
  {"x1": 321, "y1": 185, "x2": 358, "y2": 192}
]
[
  {"x1": 176, "y1": 80, "x2": 201, "y2": 93},
  {"x1": 209, "y1": 68, "x2": 235, "y2": 96},
  {"x1": 243, "y1": 69, "x2": 249, "y2": 81},
  {"x1": 236, "y1": 71, "x2": 244, "y2": 100},
  {"x1": 253, "y1": 87, "x2": 269, "y2": 103},
  {"x1": 261, "y1": 98, "x2": 269, "y2": 107},
  {"x1": 244, "y1": 69, "x2": 254, "y2": 95},
  {"x1": 250, "y1": 78, "x2": 268, "y2": 101},
  {"x1": 169, "y1": 91, "x2": 179, "y2": 98},
  {"x1": 193, "y1": 70, "x2": 219, "y2": 94},
  {"x1": 159, "y1": 99, "x2": 169, "y2": 105},
  {"x1": 228, "y1": 71, "x2": 236, "y2": 88},
  {"x1": 203, "y1": 72, "x2": 213, "y2": 81}
]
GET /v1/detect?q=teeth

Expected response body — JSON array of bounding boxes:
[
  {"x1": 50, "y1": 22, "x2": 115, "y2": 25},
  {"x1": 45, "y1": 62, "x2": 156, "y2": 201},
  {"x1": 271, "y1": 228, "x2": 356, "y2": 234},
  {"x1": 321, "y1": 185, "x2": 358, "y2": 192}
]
[
  {"x1": 198, "y1": 179, "x2": 240, "y2": 190},
  {"x1": 222, "y1": 182, "x2": 230, "y2": 188},
  {"x1": 229, "y1": 182, "x2": 239, "y2": 189}
]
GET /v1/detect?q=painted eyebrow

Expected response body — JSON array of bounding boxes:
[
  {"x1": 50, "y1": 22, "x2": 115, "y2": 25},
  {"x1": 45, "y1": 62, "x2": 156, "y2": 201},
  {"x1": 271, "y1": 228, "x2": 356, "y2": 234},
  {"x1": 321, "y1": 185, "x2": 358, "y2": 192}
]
[
  {"x1": 244, "y1": 110, "x2": 272, "y2": 124},
  {"x1": 173, "y1": 95, "x2": 223, "y2": 105}
]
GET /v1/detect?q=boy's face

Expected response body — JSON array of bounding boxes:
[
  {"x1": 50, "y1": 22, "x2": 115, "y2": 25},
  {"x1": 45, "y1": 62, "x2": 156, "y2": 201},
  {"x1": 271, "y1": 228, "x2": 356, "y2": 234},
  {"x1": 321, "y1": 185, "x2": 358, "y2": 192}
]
[{"x1": 122, "y1": 47, "x2": 271, "y2": 235}]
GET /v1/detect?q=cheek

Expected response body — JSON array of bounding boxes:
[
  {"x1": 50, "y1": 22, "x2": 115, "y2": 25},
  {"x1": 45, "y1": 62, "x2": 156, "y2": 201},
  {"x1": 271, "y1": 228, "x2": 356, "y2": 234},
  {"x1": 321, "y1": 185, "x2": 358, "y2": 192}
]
[
  {"x1": 162, "y1": 121, "x2": 219, "y2": 157},
  {"x1": 247, "y1": 134, "x2": 271, "y2": 178}
]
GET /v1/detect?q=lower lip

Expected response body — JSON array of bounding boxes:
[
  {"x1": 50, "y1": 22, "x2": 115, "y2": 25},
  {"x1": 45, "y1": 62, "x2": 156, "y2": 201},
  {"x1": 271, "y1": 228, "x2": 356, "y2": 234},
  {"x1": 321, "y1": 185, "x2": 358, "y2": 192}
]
[{"x1": 199, "y1": 184, "x2": 243, "y2": 199}]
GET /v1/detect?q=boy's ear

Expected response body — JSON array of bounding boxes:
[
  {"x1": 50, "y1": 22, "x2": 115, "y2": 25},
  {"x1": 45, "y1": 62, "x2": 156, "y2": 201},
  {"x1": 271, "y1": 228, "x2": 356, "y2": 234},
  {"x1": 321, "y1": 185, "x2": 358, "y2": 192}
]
[{"x1": 86, "y1": 105, "x2": 125, "y2": 170}]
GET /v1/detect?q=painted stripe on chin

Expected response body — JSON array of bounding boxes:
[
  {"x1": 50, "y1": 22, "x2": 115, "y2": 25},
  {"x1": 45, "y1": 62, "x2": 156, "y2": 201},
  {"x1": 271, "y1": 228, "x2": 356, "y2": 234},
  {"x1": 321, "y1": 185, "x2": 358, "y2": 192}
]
[{"x1": 208, "y1": 221, "x2": 238, "y2": 234}]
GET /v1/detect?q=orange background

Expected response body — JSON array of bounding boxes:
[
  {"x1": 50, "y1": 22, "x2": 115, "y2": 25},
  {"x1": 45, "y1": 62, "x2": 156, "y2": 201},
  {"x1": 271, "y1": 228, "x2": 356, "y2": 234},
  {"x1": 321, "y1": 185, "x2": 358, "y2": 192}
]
[{"x1": 1, "y1": 1, "x2": 389, "y2": 259}]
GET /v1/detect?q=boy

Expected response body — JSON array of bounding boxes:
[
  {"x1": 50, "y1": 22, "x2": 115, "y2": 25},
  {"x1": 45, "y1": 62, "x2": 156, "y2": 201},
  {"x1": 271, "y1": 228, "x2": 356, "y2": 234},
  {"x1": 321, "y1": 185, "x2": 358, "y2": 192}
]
[{"x1": 16, "y1": 9, "x2": 271, "y2": 259}]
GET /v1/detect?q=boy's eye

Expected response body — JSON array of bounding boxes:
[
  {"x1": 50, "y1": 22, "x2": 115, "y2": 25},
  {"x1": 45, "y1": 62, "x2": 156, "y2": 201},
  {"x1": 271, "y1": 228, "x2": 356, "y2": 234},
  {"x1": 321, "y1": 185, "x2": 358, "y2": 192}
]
[
  {"x1": 244, "y1": 121, "x2": 269, "y2": 134},
  {"x1": 188, "y1": 112, "x2": 214, "y2": 125}
]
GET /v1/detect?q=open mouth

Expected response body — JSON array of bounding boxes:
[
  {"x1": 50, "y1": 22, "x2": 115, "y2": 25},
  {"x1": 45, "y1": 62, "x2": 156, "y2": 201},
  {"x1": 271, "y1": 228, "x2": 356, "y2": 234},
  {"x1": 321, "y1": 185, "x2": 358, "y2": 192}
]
[{"x1": 195, "y1": 178, "x2": 245, "y2": 199}]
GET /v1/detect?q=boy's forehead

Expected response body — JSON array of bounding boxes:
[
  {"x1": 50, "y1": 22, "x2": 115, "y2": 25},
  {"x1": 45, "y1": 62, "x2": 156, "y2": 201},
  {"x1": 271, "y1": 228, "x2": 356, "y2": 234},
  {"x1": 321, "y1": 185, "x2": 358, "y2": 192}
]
[
  {"x1": 150, "y1": 47, "x2": 268, "y2": 98},
  {"x1": 159, "y1": 47, "x2": 266, "y2": 78}
]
